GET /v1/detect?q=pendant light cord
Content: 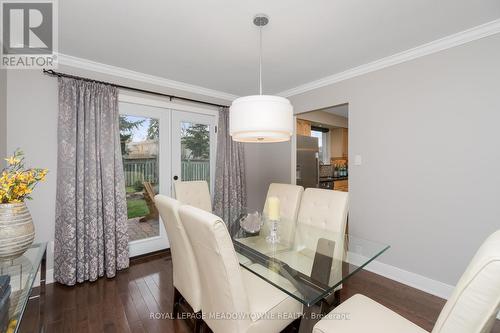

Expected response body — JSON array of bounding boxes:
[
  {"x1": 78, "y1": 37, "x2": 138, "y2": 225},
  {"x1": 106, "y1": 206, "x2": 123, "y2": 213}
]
[{"x1": 259, "y1": 26, "x2": 263, "y2": 95}]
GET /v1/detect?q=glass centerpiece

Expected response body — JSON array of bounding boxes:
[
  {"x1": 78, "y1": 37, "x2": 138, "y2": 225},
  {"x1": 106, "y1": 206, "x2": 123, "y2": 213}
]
[{"x1": 239, "y1": 211, "x2": 263, "y2": 234}]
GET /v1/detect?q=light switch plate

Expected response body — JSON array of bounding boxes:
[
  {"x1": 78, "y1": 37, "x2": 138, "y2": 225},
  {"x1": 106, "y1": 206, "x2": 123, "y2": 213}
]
[{"x1": 354, "y1": 155, "x2": 362, "y2": 166}]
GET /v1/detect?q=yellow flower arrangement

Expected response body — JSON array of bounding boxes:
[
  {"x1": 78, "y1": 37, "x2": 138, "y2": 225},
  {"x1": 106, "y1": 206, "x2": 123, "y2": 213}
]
[{"x1": 0, "y1": 149, "x2": 48, "y2": 204}]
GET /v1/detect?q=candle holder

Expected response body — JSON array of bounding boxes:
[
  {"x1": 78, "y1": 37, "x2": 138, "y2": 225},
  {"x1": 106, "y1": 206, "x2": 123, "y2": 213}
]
[{"x1": 266, "y1": 218, "x2": 280, "y2": 244}]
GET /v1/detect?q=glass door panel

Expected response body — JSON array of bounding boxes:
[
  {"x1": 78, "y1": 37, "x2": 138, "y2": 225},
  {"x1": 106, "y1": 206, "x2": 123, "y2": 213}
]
[
  {"x1": 180, "y1": 122, "x2": 211, "y2": 184},
  {"x1": 120, "y1": 115, "x2": 160, "y2": 242},
  {"x1": 119, "y1": 100, "x2": 171, "y2": 257},
  {"x1": 172, "y1": 111, "x2": 217, "y2": 194}
]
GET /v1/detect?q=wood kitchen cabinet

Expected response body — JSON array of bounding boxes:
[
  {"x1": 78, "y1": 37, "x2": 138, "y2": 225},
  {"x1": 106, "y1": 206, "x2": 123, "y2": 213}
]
[
  {"x1": 333, "y1": 180, "x2": 348, "y2": 192},
  {"x1": 331, "y1": 127, "x2": 348, "y2": 159},
  {"x1": 296, "y1": 119, "x2": 311, "y2": 136}
]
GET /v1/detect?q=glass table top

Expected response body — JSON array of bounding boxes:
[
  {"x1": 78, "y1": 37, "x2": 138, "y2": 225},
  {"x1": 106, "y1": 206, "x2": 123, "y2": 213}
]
[
  {"x1": 231, "y1": 218, "x2": 389, "y2": 306},
  {"x1": 0, "y1": 243, "x2": 47, "y2": 333}
]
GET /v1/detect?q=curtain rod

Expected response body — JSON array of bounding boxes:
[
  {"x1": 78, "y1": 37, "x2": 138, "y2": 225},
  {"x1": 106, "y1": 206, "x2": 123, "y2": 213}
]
[{"x1": 42, "y1": 69, "x2": 229, "y2": 108}]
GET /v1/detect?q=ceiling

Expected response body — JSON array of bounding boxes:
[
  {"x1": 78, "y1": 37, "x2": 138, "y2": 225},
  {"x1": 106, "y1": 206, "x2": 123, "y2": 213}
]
[{"x1": 59, "y1": 0, "x2": 500, "y2": 97}]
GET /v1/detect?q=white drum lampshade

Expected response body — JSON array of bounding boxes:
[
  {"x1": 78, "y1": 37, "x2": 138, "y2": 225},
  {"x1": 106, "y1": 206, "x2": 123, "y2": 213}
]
[{"x1": 230, "y1": 95, "x2": 293, "y2": 143}]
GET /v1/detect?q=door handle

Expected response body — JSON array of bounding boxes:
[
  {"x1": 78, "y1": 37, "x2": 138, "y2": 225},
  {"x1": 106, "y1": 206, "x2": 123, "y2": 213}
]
[{"x1": 173, "y1": 175, "x2": 178, "y2": 180}]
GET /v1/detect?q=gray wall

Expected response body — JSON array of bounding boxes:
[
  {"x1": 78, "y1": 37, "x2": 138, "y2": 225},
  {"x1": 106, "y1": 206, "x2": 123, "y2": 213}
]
[
  {"x1": 4, "y1": 66, "x2": 231, "y2": 270},
  {"x1": 289, "y1": 33, "x2": 500, "y2": 286},
  {"x1": 0, "y1": 69, "x2": 6, "y2": 168},
  {"x1": 245, "y1": 141, "x2": 292, "y2": 211},
  {"x1": 6, "y1": 70, "x2": 59, "y2": 269}
]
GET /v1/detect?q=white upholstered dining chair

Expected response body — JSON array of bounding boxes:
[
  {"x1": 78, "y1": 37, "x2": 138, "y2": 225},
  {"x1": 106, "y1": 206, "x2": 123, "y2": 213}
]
[
  {"x1": 179, "y1": 205, "x2": 303, "y2": 333},
  {"x1": 313, "y1": 229, "x2": 500, "y2": 333},
  {"x1": 263, "y1": 183, "x2": 304, "y2": 225},
  {"x1": 297, "y1": 188, "x2": 349, "y2": 234},
  {"x1": 273, "y1": 188, "x2": 349, "y2": 302},
  {"x1": 154, "y1": 195, "x2": 202, "y2": 330},
  {"x1": 174, "y1": 180, "x2": 212, "y2": 212}
]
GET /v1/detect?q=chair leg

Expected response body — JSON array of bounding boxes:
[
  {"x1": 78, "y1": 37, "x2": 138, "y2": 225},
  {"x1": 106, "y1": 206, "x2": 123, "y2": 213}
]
[
  {"x1": 173, "y1": 287, "x2": 181, "y2": 319},
  {"x1": 194, "y1": 315, "x2": 202, "y2": 333},
  {"x1": 333, "y1": 289, "x2": 341, "y2": 307},
  {"x1": 206, "y1": 320, "x2": 213, "y2": 333},
  {"x1": 283, "y1": 318, "x2": 301, "y2": 332},
  {"x1": 172, "y1": 288, "x2": 205, "y2": 332}
]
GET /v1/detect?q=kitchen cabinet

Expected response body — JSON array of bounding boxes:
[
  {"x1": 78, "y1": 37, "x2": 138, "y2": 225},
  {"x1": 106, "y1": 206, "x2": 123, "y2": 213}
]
[
  {"x1": 333, "y1": 179, "x2": 348, "y2": 192},
  {"x1": 296, "y1": 119, "x2": 311, "y2": 136},
  {"x1": 331, "y1": 127, "x2": 348, "y2": 159}
]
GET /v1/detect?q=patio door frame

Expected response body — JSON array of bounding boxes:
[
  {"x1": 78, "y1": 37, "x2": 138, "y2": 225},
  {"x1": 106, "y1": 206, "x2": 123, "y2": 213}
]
[{"x1": 119, "y1": 93, "x2": 218, "y2": 257}]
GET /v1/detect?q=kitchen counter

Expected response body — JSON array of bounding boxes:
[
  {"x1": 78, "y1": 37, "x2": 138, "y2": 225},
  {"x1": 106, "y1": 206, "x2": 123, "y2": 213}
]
[
  {"x1": 319, "y1": 176, "x2": 348, "y2": 182},
  {"x1": 319, "y1": 176, "x2": 348, "y2": 191}
]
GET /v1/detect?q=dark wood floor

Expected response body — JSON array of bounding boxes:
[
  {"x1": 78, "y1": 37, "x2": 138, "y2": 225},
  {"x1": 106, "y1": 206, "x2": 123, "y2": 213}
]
[{"x1": 20, "y1": 252, "x2": 500, "y2": 333}]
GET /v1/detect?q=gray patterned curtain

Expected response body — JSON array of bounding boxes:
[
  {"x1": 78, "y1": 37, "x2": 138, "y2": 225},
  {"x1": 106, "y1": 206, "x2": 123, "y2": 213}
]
[
  {"x1": 54, "y1": 77, "x2": 129, "y2": 286},
  {"x1": 213, "y1": 107, "x2": 247, "y2": 236}
]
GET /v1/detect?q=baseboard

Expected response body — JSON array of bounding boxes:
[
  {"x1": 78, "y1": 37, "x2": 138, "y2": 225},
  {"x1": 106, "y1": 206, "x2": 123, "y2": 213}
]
[
  {"x1": 353, "y1": 256, "x2": 500, "y2": 320},
  {"x1": 46, "y1": 268, "x2": 54, "y2": 284},
  {"x1": 362, "y1": 259, "x2": 454, "y2": 299}
]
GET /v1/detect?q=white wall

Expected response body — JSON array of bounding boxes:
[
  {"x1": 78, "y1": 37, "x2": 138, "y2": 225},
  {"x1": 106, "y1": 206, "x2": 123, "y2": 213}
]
[
  {"x1": 4, "y1": 66, "x2": 231, "y2": 272},
  {"x1": 289, "y1": 33, "x2": 500, "y2": 286}
]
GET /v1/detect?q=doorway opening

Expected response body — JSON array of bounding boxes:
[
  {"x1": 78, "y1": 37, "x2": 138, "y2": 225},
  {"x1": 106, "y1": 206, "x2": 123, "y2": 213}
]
[{"x1": 295, "y1": 103, "x2": 349, "y2": 192}]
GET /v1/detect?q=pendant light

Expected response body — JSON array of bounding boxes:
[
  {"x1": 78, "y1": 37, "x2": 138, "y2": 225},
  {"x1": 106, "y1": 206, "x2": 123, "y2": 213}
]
[{"x1": 230, "y1": 14, "x2": 293, "y2": 143}]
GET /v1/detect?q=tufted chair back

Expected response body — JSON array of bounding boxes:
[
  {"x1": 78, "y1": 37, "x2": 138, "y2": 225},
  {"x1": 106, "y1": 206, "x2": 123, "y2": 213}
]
[
  {"x1": 154, "y1": 195, "x2": 201, "y2": 312},
  {"x1": 297, "y1": 188, "x2": 349, "y2": 234},
  {"x1": 432, "y1": 230, "x2": 500, "y2": 333},
  {"x1": 174, "y1": 180, "x2": 212, "y2": 213},
  {"x1": 295, "y1": 188, "x2": 349, "y2": 292},
  {"x1": 263, "y1": 183, "x2": 304, "y2": 224}
]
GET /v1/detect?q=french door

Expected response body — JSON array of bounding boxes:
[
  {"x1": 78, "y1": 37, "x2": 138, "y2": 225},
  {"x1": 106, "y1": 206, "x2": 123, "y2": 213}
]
[
  {"x1": 119, "y1": 95, "x2": 217, "y2": 257},
  {"x1": 171, "y1": 111, "x2": 217, "y2": 194}
]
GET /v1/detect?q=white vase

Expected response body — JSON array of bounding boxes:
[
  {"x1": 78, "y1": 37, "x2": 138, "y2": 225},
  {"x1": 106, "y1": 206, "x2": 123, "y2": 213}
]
[{"x1": 0, "y1": 202, "x2": 35, "y2": 260}]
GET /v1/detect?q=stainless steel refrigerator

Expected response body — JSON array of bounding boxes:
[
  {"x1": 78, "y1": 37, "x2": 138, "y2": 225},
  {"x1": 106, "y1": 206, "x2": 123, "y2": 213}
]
[{"x1": 296, "y1": 135, "x2": 319, "y2": 188}]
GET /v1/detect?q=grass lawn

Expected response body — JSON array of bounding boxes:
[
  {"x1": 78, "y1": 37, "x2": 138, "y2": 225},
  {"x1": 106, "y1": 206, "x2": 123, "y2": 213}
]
[
  {"x1": 127, "y1": 198, "x2": 149, "y2": 219},
  {"x1": 126, "y1": 186, "x2": 137, "y2": 194}
]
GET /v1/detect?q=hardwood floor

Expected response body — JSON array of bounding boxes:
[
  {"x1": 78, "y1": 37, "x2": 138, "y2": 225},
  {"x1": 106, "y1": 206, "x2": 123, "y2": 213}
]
[{"x1": 20, "y1": 252, "x2": 500, "y2": 333}]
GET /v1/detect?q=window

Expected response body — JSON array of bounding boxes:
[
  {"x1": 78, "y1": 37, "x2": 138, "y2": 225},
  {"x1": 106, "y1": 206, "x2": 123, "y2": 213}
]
[
  {"x1": 311, "y1": 128, "x2": 330, "y2": 163},
  {"x1": 120, "y1": 115, "x2": 160, "y2": 242},
  {"x1": 180, "y1": 122, "x2": 211, "y2": 185}
]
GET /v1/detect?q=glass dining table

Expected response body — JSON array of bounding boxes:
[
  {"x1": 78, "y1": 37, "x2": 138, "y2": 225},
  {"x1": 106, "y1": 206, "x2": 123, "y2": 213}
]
[
  {"x1": 0, "y1": 243, "x2": 47, "y2": 333},
  {"x1": 230, "y1": 214, "x2": 390, "y2": 332}
]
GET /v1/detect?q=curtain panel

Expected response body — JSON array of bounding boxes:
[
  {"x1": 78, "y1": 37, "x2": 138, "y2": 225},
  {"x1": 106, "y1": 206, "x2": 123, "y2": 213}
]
[
  {"x1": 54, "y1": 77, "x2": 129, "y2": 286},
  {"x1": 213, "y1": 107, "x2": 247, "y2": 235}
]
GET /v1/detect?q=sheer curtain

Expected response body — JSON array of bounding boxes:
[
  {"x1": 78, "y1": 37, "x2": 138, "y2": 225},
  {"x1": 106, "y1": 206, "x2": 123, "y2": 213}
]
[
  {"x1": 213, "y1": 107, "x2": 247, "y2": 235},
  {"x1": 54, "y1": 77, "x2": 129, "y2": 285}
]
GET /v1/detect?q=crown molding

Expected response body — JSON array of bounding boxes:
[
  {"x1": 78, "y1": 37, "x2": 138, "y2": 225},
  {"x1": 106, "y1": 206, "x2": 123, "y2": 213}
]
[
  {"x1": 56, "y1": 53, "x2": 239, "y2": 102},
  {"x1": 278, "y1": 19, "x2": 500, "y2": 97}
]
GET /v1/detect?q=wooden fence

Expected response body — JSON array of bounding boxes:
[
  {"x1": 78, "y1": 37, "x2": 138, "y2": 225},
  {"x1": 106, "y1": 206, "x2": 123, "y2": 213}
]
[
  {"x1": 124, "y1": 158, "x2": 158, "y2": 187},
  {"x1": 181, "y1": 160, "x2": 210, "y2": 182},
  {"x1": 123, "y1": 157, "x2": 210, "y2": 187}
]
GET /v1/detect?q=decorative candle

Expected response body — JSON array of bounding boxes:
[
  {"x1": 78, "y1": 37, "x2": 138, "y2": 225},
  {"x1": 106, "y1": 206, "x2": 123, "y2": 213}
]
[{"x1": 267, "y1": 196, "x2": 280, "y2": 221}]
